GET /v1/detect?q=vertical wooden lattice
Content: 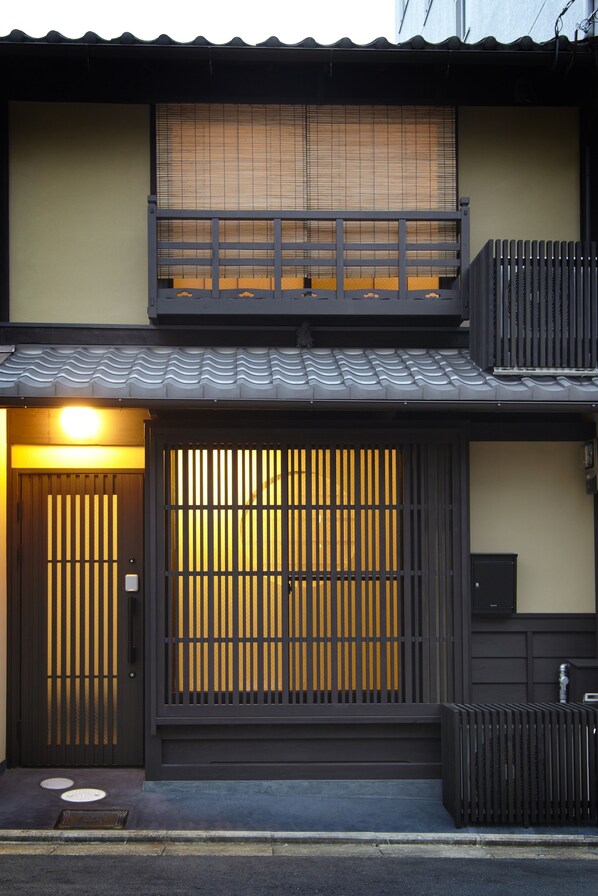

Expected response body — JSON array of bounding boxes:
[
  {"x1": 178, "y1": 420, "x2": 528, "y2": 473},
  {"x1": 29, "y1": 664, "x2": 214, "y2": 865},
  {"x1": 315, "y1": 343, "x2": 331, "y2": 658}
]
[
  {"x1": 161, "y1": 440, "x2": 456, "y2": 710},
  {"x1": 20, "y1": 474, "x2": 120, "y2": 765}
]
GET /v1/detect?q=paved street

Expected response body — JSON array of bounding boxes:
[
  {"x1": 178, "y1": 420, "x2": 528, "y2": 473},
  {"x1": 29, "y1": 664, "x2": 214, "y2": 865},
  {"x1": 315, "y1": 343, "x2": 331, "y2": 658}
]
[{"x1": 2, "y1": 847, "x2": 598, "y2": 896}]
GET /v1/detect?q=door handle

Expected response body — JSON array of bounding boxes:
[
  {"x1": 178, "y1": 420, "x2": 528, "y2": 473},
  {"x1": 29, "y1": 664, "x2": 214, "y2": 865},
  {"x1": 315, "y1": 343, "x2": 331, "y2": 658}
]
[{"x1": 127, "y1": 595, "x2": 137, "y2": 665}]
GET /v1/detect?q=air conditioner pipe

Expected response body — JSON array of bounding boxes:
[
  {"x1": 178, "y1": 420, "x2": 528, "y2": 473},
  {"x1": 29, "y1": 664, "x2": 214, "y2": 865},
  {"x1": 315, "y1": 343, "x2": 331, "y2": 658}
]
[{"x1": 559, "y1": 663, "x2": 569, "y2": 703}]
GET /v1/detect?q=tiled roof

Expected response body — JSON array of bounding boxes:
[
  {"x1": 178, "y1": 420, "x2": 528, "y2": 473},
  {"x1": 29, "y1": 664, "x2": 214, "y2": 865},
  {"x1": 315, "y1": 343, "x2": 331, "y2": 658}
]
[
  {"x1": 1, "y1": 345, "x2": 598, "y2": 408},
  {"x1": 0, "y1": 30, "x2": 586, "y2": 53}
]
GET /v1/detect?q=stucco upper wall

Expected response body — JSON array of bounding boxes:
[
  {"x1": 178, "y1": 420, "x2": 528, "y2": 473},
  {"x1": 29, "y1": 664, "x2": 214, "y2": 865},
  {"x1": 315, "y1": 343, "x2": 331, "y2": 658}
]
[
  {"x1": 470, "y1": 441, "x2": 595, "y2": 614},
  {"x1": 458, "y1": 107, "x2": 580, "y2": 258},
  {"x1": 9, "y1": 102, "x2": 150, "y2": 325}
]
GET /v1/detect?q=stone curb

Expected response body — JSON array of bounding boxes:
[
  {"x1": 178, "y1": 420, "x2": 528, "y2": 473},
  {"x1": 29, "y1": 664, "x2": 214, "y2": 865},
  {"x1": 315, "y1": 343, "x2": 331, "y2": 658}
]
[{"x1": 0, "y1": 830, "x2": 598, "y2": 847}]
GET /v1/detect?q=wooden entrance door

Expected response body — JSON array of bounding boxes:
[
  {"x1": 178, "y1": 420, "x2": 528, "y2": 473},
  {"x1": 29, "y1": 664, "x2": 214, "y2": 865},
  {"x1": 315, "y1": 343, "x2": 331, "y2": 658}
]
[{"x1": 16, "y1": 472, "x2": 144, "y2": 766}]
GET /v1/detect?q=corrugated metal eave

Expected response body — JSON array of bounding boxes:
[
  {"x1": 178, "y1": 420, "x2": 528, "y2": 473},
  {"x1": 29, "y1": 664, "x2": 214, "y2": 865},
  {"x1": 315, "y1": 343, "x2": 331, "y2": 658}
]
[{"x1": 0, "y1": 29, "x2": 590, "y2": 55}]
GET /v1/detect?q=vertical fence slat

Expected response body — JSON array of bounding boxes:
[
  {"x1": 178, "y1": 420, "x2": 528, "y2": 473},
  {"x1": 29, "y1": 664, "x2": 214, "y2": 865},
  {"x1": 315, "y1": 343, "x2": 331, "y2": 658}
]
[
  {"x1": 442, "y1": 703, "x2": 598, "y2": 827},
  {"x1": 516, "y1": 241, "x2": 524, "y2": 369},
  {"x1": 575, "y1": 242, "x2": 583, "y2": 368},
  {"x1": 591, "y1": 243, "x2": 598, "y2": 368}
]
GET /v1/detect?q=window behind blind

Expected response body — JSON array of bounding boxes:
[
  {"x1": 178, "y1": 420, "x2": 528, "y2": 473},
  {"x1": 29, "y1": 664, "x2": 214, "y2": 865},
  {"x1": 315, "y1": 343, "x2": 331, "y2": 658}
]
[
  {"x1": 156, "y1": 103, "x2": 456, "y2": 212},
  {"x1": 155, "y1": 104, "x2": 456, "y2": 283}
]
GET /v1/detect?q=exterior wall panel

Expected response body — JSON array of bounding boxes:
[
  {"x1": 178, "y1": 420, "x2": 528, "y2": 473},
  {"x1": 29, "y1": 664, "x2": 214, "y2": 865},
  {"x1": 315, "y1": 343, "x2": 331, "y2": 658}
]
[
  {"x1": 470, "y1": 442, "x2": 594, "y2": 614},
  {"x1": 9, "y1": 102, "x2": 149, "y2": 325},
  {"x1": 458, "y1": 107, "x2": 580, "y2": 257},
  {"x1": 471, "y1": 614, "x2": 596, "y2": 703},
  {"x1": 0, "y1": 410, "x2": 6, "y2": 765}
]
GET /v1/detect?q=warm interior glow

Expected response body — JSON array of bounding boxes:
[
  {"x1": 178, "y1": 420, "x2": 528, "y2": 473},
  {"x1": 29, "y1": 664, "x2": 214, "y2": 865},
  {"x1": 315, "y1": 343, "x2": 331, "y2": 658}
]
[
  {"x1": 12, "y1": 446, "x2": 144, "y2": 470},
  {"x1": 60, "y1": 407, "x2": 101, "y2": 441}
]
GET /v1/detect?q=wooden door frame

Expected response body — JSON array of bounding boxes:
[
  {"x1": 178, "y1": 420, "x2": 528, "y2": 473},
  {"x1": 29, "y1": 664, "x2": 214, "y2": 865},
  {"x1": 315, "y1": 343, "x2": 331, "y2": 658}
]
[{"x1": 8, "y1": 468, "x2": 145, "y2": 767}]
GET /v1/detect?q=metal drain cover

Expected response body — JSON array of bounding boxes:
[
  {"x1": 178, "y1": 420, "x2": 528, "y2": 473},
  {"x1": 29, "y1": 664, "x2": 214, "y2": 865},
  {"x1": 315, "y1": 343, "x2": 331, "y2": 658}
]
[
  {"x1": 40, "y1": 777, "x2": 74, "y2": 790},
  {"x1": 61, "y1": 788, "x2": 107, "y2": 803},
  {"x1": 56, "y1": 809, "x2": 128, "y2": 830}
]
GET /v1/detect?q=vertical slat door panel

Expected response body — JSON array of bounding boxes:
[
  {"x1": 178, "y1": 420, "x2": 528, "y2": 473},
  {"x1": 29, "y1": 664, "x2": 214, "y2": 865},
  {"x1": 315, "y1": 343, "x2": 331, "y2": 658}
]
[
  {"x1": 18, "y1": 473, "x2": 143, "y2": 767},
  {"x1": 158, "y1": 436, "x2": 461, "y2": 714}
]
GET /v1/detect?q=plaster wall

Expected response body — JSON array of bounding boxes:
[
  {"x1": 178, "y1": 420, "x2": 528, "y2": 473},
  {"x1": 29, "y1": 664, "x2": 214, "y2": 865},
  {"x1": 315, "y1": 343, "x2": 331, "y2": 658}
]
[
  {"x1": 9, "y1": 102, "x2": 150, "y2": 325},
  {"x1": 470, "y1": 441, "x2": 595, "y2": 614},
  {"x1": 458, "y1": 107, "x2": 580, "y2": 258},
  {"x1": 0, "y1": 411, "x2": 6, "y2": 764}
]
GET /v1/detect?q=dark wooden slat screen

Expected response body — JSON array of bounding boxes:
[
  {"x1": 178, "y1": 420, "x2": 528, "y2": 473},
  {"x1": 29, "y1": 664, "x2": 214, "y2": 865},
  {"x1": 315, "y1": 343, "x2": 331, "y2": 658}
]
[
  {"x1": 155, "y1": 437, "x2": 461, "y2": 719},
  {"x1": 442, "y1": 703, "x2": 598, "y2": 827},
  {"x1": 470, "y1": 240, "x2": 598, "y2": 370}
]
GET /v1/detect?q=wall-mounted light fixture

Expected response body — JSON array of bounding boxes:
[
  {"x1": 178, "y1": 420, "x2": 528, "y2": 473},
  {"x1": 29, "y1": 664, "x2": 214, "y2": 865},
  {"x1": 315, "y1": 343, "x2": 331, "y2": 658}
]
[{"x1": 60, "y1": 407, "x2": 101, "y2": 441}]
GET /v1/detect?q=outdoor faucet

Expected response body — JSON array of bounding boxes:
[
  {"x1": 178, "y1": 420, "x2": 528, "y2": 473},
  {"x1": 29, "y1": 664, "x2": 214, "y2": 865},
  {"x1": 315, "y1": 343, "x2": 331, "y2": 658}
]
[{"x1": 559, "y1": 663, "x2": 569, "y2": 703}]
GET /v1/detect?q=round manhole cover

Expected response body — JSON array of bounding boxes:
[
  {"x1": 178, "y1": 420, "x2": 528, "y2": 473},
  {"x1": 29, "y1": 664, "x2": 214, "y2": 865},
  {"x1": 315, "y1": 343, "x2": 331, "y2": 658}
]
[
  {"x1": 40, "y1": 777, "x2": 75, "y2": 790},
  {"x1": 61, "y1": 788, "x2": 107, "y2": 803}
]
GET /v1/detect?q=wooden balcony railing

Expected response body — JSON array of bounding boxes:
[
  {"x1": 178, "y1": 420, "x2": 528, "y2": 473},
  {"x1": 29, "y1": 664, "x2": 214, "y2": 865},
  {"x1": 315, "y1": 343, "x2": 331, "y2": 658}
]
[
  {"x1": 148, "y1": 197, "x2": 470, "y2": 321},
  {"x1": 470, "y1": 240, "x2": 598, "y2": 371}
]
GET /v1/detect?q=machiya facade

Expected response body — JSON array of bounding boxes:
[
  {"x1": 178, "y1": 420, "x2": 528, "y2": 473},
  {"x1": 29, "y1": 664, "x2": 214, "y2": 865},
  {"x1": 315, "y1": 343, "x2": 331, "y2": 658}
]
[{"x1": 0, "y1": 31, "x2": 597, "y2": 787}]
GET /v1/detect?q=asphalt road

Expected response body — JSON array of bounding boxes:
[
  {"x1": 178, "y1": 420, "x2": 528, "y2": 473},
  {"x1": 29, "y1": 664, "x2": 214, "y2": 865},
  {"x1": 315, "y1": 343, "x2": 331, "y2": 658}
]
[{"x1": 2, "y1": 855, "x2": 598, "y2": 896}]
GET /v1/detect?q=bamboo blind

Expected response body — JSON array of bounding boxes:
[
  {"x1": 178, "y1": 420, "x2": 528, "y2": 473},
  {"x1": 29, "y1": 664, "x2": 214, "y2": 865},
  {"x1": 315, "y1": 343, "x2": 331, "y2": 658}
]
[
  {"x1": 156, "y1": 104, "x2": 456, "y2": 280},
  {"x1": 156, "y1": 103, "x2": 455, "y2": 211}
]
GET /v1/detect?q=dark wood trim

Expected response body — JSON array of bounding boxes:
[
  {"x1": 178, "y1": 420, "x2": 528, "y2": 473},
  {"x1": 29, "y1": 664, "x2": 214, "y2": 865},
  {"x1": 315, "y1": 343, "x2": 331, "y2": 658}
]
[
  {"x1": 471, "y1": 612, "x2": 596, "y2": 704},
  {"x1": 149, "y1": 104, "x2": 156, "y2": 197},
  {"x1": 145, "y1": 718, "x2": 442, "y2": 781},
  {"x1": 145, "y1": 416, "x2": 159, "y2": 741},
  {"x1": 472, "y1": 612, "x2": 596, "y2": 630},
  {"x1": 467, "y1": 414, "x2": 595, "y2": 441},
  {"x1": 7, "y1": 470, "x2": 22, "y2": 766},
  {"x1": 0, "y1": 322, "x2": 470, "y2": 350},
  {"x1": 1, "y1": 42, "x2": 595, "y2": 109},
  {"x1": 0, "y1": 101, "x2": 8, "y2": 322},
  {"x1": 580, "y1": 105, "x2": 598, "y2": 244},
  {"x1": 459, "y1": 430, "x2": 472, "y2": 701},
  {"x1": 595, "y1": 493, "x2": 598, "y2": 659}
]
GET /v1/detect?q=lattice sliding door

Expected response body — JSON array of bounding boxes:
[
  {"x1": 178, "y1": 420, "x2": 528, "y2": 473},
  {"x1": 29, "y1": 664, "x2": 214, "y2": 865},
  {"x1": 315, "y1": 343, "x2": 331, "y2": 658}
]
[
  {"x1": 18, "y1": 473, "x2": 144, "y2": 766},
  {"x1": 158, "y1": 437, "x2": 461, "y2": 716}
]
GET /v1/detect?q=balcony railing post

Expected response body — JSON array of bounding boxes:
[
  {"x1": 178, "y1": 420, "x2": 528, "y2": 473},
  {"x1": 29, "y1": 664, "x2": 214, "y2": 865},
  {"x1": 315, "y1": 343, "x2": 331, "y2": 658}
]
[
  {"x1": 459, "y1": 197, "x2": 470, "y2": 318},
  {"x1": 148, "y1": 195, "x2": 158, "y2": 320},
  {"x1": 398, "y1": 217, "x2": 407, "y2": 302},
  {"x1": 211, "y1": 217, "x2": 220, "y2": 299},
  {"x1": 274, "y1": 218, "x2": 282, "y2": 300},
  {"x1": 335, "y1": 219, "x2": 344, "y2": 300}
]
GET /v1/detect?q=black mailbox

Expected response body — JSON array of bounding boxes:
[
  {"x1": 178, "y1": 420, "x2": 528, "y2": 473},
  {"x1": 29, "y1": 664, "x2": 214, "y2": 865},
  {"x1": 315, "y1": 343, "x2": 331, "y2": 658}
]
[{"x1": 471, "y1": 553, "x2": 517, "y2": 615}]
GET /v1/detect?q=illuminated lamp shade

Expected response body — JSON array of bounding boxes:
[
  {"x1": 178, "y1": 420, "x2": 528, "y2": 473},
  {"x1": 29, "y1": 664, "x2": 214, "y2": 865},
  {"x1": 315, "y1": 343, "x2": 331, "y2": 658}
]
[{"x1": 60, "y1": 407, "x2": 101, "y2": 440}]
